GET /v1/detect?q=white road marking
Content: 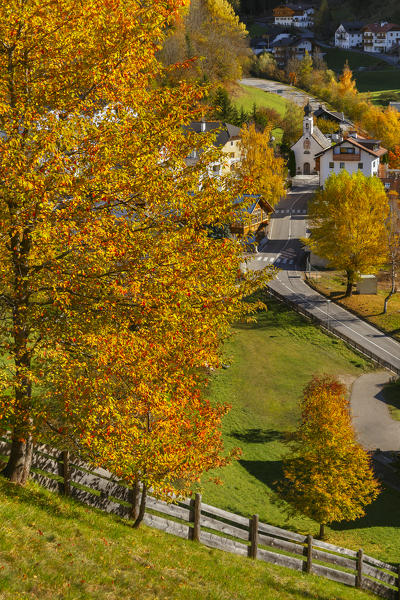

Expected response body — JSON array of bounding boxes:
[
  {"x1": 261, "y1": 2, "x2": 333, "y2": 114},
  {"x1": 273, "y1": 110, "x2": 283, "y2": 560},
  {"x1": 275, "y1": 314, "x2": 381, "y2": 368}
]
[{"x1": 275, "y1": 277, "x2": 400, "y2": 364}]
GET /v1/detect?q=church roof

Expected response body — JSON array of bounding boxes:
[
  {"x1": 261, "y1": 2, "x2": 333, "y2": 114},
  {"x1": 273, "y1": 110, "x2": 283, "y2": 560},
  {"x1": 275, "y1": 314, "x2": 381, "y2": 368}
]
[{"x1": 311, "y1": 126, "x2": 331, "y2": 149}]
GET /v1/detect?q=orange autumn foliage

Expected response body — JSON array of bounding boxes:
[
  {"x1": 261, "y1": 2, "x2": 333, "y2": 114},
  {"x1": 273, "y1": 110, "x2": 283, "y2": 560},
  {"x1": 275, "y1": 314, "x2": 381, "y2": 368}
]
[
  {"x1": 388, "y1": 146, "x2": 400, "y2": 169},
  {"x1": 279, "y1": 375, "x2": 380, "y2": 531},
  {"x1": 0, "y1": 0, "x2": 276, "y2": 497}
]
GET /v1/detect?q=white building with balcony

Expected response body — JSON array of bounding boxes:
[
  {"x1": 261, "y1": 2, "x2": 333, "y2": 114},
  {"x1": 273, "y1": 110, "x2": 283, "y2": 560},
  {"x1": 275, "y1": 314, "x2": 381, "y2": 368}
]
[
  {"x1": 334, "y1": 22, "x2": 363, "y2": 49},
  {"x1": 315, "y1": 136, "x2": 387, "y2": 188},
  {"x1": 363, "y1": 22, "x2": 400, "y2": 53}
]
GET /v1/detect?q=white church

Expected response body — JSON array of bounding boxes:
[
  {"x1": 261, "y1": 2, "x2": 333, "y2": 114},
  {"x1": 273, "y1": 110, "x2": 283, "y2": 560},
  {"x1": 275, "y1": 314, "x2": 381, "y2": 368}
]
[{"x1": 291, "y1": 103, "x2": 331, "y2": 175}]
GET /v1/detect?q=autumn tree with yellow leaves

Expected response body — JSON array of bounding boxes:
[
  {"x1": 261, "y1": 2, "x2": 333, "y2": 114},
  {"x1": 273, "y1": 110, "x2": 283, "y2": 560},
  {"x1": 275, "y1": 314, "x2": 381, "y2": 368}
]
[
  {"x1": 161, "y1": 0, "x2": 249, "y2": 84},
  {"x1": 239, "y1": 123, "x2": 286, "y2": 208},
  {"x1": 0, "y1": 0, "x2": 275, "y2": 514},
  {"x1": 307, "y1": 171, "x2": 389, "y2": 296},
  {"x1": 279, "y1": 375, "x2": 380, "y2": 539}
]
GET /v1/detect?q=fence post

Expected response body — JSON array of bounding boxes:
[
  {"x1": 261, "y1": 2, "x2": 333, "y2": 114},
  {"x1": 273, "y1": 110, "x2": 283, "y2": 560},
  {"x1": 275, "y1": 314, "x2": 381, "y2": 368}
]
[
  {"x1": 249, "y1": 514, "x2": 259, "y2": 559},
  {"x1": 306, "y1": 535, "x2": 313, "y2": 574},
  {"x1": 58, "y1": 450, "x2": 71, "y2": 496},
  {"x1": 191, "y1": 493, "x2": 201, "y2": 542},
  {"x1": 356, "y1": 548, "x2": 363, "y2": 589}
]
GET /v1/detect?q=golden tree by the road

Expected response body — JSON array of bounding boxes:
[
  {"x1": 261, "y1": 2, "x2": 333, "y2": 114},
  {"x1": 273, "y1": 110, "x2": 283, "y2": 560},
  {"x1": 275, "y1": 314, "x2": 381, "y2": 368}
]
[
  {"x1": 0, "y1": 0, "x2": 278, "y2": 507},
  {"x1": 307, "y1": 171, "x2": 389, "y2": 296},
  {"x1": 279, "y1": 375, "x2": 380, "y2": 539}
]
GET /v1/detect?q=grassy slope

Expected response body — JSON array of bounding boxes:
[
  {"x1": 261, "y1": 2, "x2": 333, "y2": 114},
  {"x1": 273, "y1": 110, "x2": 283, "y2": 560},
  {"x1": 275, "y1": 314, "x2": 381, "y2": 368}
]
[
  {"x1": 232, "y1": 84, "x2": 288, "y2": 116},
  {"x1": 231, "y1": 84, "x2": 287, "y2": 142},
  {"x1": 324, "y1": 48, "x2": 386, "y2": 72},
  {"x1": 0, "y1": 478, "x2": 374, "y2": 600},
  {"x1": 200, "y1": 298, "x2": 400, "y2": 562}
]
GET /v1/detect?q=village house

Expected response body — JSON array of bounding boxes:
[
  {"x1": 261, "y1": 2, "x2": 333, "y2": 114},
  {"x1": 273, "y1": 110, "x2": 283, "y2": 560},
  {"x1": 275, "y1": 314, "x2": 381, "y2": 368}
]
[
  {"x1": 362, "y1": 22, "x2": 400, "y2": 53},
  {"x1": 313, "y1": 105, "x2": 353, "y2": 132},
  {"x1": 315, "y1": 135, "x2": 387, "y2": 187},
  {"x1": 334, "y1": 22, "x2": 364, "y2": 49},
  {"x1": 230, "y1": 195, "x2": 273, "y2": 238},
  {"x1": 273, "y1": 4, "x2": 314, "y2": 29},
  {"x1": 291, "y1": 102, "x2": 331, "y2": 175},
  {"x1": 185, "y1": 121, "x2": 242, "y2": 176},
  {"x1": 271, "y1": 33, "x2": 313, "y2": 69}
]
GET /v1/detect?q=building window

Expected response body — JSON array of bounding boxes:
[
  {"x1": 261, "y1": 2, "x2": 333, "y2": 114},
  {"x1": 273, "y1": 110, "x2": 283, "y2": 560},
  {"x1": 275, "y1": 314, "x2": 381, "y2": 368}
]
[
  {"x1": 340, "y1": 162, "x2": 345, "y2": 169},
  {"x1": 329, "y1": 162, "x2": 334, "y2": 168},
  {"x1": 358, "y1": 162, "x2": 363, "y2": 169}
]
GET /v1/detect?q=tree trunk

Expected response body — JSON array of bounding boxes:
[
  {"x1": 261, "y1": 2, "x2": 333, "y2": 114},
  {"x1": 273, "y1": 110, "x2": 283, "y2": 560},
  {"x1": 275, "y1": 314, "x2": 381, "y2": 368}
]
[
  {"x1": 2, "y1": 224, "x2": 34, "y2": 484},
  {"x1": 129, "y1": 481, "x2": 141, "y2": 521},
  {"x1": 345, "y1": 270, "x2": 354, "y2": 297},
  {"x1": 1, "y1": 434, "x2": 33, "y2": 484},
  {"x1": 318, "y1": 523, "x2": 326, "y2": 540},
  {"x1": 383, "y1": 260, "x2": 396, "y2": 314},
  {"x1": 133, "y1": 482, "x2": 147, "y2": 528}
]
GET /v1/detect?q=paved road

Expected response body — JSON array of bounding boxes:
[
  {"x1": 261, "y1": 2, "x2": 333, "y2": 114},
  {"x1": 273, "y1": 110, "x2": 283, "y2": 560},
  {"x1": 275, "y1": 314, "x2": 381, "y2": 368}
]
[
  {"x1": 243, "y1": 179, "x2": 400, "y2": 374},
  {"x1": 350, "y1": 371, "x2": 400, "y2": 451}
]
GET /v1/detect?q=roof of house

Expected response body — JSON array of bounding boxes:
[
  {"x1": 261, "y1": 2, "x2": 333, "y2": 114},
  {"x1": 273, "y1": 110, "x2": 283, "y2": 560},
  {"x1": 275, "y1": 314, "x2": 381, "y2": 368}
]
[
  {"x1": 313, "y1": 105, "x2": 353, "y2": 126},
  {"x1": 311, "y1": 127, "x2": 332, "y2": 149},
  {"x1": 271, "y1": 34, "x2": 311, "y2": 48},
  {"x1": 337, "y1": 21, "x2": 364, "y2": 34},
  {"x1": 389, "y1": 102, "x2": 400, "y2": 112},
  {"x1": 362, "y1": 22, "x2": 400, "y2": 33},
  {"x1": 315, "y1": 136, "x2": 387, "y2": 158},
  {"x1": 235, "y1": 194, "x2": 273, "y2": 215},
  {"x1": 186, "y1": 121, "x2": 241, "y2": 147}
]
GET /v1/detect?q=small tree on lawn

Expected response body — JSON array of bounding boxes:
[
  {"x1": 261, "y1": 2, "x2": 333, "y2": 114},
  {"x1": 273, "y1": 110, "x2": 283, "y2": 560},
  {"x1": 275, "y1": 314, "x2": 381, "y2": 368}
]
[
  {"x1": 307, "y1": 171, "x2": 389, "y2": 296},
  {"x1": 278, "y1": 375, "x2": 380, "y2": 539}
]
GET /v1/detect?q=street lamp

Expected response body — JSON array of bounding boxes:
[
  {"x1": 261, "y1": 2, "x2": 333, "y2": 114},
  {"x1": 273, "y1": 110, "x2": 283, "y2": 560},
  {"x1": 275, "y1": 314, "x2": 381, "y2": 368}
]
[{"x1": 326, "y1": 299, "x2": 331, "y2": 328}]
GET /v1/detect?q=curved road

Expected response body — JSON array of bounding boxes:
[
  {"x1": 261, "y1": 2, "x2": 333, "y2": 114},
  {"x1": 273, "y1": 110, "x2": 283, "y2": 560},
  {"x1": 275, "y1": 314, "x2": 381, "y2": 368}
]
[{"x1": 244, "y1": 178, "x2": 400, "y2": 375}]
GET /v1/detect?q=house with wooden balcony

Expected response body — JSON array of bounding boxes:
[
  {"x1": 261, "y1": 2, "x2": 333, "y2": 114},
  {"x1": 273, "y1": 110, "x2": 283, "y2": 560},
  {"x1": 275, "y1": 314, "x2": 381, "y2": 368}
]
[
  {"x1": 273, "y1": 4, "x2": 314, "y2": 29},
  {"x1": 315, "y1": 136, "x2": 387, "y2": 188},
  {"x1": 230, "y1": 195, "x2": 273, "y2": 238},
  {"x1": 334, "y1": 22, "x2": 363, "y2": 49},
  {"x1": 362, "y1": 22, "x2": 400, "y2": 53}
]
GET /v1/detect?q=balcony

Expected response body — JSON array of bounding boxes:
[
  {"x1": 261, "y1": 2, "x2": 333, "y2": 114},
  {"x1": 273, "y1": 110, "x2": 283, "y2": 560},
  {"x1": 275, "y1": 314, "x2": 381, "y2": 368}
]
[{"x1": 333, "y1": 153, "x2": 361, "y2": 161}]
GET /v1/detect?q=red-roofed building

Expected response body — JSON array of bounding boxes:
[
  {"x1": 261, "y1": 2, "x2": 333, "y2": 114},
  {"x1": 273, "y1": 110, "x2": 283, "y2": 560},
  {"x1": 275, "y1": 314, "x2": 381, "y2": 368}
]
[{"x1": 362, "y1": 22, "x2": 400, "y2": 53}]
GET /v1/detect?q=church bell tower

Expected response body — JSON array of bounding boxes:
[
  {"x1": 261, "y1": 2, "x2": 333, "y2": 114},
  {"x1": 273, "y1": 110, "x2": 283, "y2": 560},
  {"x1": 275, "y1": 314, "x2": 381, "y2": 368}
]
[{"x1": 303, "y1": 101, "x2": 313, "y2": 136}]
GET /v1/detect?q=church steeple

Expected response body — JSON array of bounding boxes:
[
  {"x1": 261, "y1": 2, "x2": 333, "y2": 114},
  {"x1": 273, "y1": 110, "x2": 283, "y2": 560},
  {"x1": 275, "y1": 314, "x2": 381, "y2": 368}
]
[{"x1": 303, "y1": 100, "x2": 313, "y2": 135}]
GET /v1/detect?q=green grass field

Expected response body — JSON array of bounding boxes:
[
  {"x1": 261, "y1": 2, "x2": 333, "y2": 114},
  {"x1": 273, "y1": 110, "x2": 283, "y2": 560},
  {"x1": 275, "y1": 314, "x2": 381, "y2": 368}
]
[
  {"x1": 199, "y1": 296, "x2": 400, "y2": 562},
  {"x1": 232, "y1": 84, "x2": 288, "y2": 116},
  {"x1": 0, "y1": 477, "x2": 376, "y2": 600},
  {"x1": 355, "y1": 70, "x2": 400, "y2": 93},
  {"x1": 323, "y1": 48, "x2": 386, "y2": 73},
  {"x1": 231, "y1": 84, "x2": 287, "y2": 142}
]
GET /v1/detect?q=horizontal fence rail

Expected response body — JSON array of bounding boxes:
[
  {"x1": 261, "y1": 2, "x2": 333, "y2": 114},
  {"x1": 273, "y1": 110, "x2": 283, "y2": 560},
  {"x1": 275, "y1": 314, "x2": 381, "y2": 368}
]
[
  {"x1": 0, "y1": 437, "x2": 399, "y2": 599},
  {"x1": 267, "y1": 286, "x2": 400, "y2": 377}
]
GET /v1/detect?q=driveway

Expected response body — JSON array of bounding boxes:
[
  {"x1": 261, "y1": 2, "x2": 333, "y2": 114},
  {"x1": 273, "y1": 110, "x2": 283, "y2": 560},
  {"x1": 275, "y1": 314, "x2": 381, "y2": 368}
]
[{"x1": 350, "y1": 371, "x2": 400, "y2": 452}]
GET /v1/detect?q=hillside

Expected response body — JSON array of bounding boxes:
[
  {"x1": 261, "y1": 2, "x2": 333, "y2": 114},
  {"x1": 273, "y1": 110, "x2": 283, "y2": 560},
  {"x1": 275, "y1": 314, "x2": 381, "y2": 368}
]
[{"x1": 0, "y1": 478, "x2": 375, "y2": 600}]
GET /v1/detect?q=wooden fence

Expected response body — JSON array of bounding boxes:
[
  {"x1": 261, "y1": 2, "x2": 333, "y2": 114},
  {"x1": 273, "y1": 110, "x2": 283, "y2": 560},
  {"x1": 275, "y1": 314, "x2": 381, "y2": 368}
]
[{"x1": 0, "y1": 436, "x2": 399, "y2": 599}]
